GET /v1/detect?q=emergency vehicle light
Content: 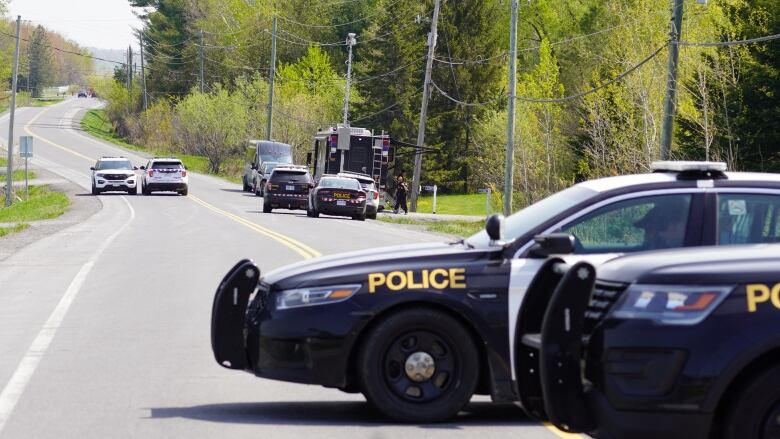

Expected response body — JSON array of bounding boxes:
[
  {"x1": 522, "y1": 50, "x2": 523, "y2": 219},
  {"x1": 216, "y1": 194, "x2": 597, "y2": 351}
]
[{"x1": 650, "y1": 161, "x2": 727, "y2": 173}]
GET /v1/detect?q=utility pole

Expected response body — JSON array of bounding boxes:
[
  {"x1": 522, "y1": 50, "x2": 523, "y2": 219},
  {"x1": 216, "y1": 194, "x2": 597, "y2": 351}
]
[
  {"x1": 342, "y1": 33, "x2": 357, "y2": 126},
  {"x1": 504, "y1": 0, "x2": 519, "y2": 216},
  {"x1": 128, "y1": 45, "x2": 133, "y2": 91},
  {"x1": 410, "y1": 0, "x2": 441, "y2": 212},
  {"x1": 199, "y1": 29, "x2": 205, "y2": 93},
  {"x1": 660, "y1": 0, "x2": 684, "y2": 160},
  {"x1": 5, "y1": 16, "x2": 21, "y2": 207},
  {"x1": 266, "y1": 17, "x2": 277, "y2": 141},
  {"x1": 139, "y1": 33, "x2": 148, "y2": 111}
]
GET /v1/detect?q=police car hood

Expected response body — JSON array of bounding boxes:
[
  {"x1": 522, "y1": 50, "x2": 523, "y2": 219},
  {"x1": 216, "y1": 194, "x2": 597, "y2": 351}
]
[
  {"x1": 598, "y1": 244, "x2": 780, "y2": 285},
  {"x1": 261, "y1": 241, "x2": 491, "y2": 290}
]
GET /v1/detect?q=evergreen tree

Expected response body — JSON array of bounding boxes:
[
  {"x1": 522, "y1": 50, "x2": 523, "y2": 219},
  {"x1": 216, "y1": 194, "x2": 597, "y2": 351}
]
[{"x1": 28, "y1": 25, "x2": 54, "y2": 98}]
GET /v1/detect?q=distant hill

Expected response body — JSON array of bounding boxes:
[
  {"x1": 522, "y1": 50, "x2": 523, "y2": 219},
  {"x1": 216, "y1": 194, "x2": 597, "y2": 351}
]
[{"x1": 87, "y1": 47, "x2": 126, "y2": 75}]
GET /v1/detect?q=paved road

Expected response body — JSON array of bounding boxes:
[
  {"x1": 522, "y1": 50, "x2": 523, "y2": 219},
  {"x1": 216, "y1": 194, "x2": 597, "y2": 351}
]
[{"x1": 0, "y1": 99, "x2": 568, "y2": 439}]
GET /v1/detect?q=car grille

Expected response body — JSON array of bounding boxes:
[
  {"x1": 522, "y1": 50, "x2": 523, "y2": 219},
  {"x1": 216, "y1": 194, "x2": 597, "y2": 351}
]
[
  {"x1": 103, "y1": 174, "x2": 129, "y2": 180},
  {"x1": 583, "y1": 281, "x2": 628, "y2": 335},
  {"x1": 247, "y1": 282, "x2": 270, "y2": 318}
]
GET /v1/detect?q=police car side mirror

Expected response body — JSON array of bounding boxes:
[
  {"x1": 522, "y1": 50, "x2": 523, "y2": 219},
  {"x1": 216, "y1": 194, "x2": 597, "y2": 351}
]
[
  {"x1": 529, "y1": 234, "x2": 576, "y2": 258},
  {"x1": 139, "y1": 166, "x2": 146, "y2": 170},
  {"x1": 89, "y1": 167, "x2": 95, "y2": 170},
  {"x1": 486, "y1": 214, "x2": 504, "y2": 244},
  {"x1": 133, "y1": 166, "x2": 138, "y2": 170}
]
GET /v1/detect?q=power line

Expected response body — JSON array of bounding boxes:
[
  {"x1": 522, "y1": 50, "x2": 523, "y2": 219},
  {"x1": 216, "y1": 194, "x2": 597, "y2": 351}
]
[
  {"x1": 676, "y1": 32, "x2": 780, "y2": 47},
  {"x1": 434, "y1": 52, "x2": 508, "y2": 66},
  {"x1": 351, "y1": 89, "x2": 424, "y2": 123},
  {"x1": 274, "y1": 29, "x2": 348, "y2": 47},
  {"x1": 517, "y1": 24, "x2": 627, "y2": 54}
]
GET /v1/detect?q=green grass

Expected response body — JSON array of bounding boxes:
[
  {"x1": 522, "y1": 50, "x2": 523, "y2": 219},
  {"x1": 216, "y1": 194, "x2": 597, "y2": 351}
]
[
  {"x1": 379, "y1": 216, "x2": 484, "y2": 238},
  {"x1": 0, "y1": 158, "x2": 36, "y2": 181},
  {"x1": 81, "y1": 109, "x2": 242, "y2": 184},
  {"x1": 0, "y1": 223, "x2": 29, "y2": 237},
  {"x1": 0, "y1": 185, "x2": 70, "y2": 222},
  {"x1": 414, "y1": 193, "x2": 500, "y2": 216}
]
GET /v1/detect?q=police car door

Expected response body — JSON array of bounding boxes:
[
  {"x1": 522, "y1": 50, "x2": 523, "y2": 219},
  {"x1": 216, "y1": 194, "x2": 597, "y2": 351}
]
[{"x1": 508, "y1": 190, "x2": 705, "y2": 385}]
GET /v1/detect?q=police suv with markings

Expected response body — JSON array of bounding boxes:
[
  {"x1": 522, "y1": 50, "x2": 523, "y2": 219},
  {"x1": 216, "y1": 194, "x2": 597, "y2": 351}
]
[
  {"x1": 211, "y1": 161, "x2": 780, "y2": 422},
  {"x1": 525, "y1": 244, "x2": 780, "y2": 439},
  {"x1": 139, "y1": 157, "x2": 189, "y2": 196}
]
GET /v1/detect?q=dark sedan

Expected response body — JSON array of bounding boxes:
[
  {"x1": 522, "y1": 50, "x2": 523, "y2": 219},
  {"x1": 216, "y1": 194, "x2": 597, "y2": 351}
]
[{"x1": 307, "y1": 176, "x2": 367, "y2": 221}]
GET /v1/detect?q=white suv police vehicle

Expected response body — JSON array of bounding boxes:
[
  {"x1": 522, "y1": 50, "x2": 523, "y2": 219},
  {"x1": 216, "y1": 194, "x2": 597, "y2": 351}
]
[
  {"x1": 337, "y1": 171, "x2": 379, "y2": 219},
  {"x1": 211, "y1": 161, "x2": 780, "y2": 422},
  {"x1": 139, "y1": 158, "x2": 189, "y2": 196},
  {"x1": 90, "y1": 156, "x2": 138, "y2": 195}
]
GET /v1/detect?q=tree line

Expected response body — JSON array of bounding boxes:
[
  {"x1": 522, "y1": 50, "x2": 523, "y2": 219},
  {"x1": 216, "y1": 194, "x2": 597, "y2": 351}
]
[
  {"x1": 0, "y1": 6, "x2": 93, "y2": 98},
  {"x1": 100, "y1": 0, "x2": 778, "y2": 209}
]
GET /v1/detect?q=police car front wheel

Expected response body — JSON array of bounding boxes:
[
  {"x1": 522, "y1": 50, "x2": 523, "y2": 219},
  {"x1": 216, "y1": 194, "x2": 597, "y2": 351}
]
[
  {"x1": 723, "y1": 363, "x2": 780, "y2": 439},
  {"x1": 357, "y1": 308, "x2": 480, "y2": 423}
]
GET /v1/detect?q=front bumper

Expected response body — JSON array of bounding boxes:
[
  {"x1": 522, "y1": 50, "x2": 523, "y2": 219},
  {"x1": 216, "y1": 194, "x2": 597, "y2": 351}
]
[
  {"x1": 533, "y1": 263, "x2": 713, "y2": 439},
  {"x1": 95, "y1": 178, "x2": 136, "y2": 189},
  {"x1": 211, "y1": 260, "x2": 366, "y2": 388}
]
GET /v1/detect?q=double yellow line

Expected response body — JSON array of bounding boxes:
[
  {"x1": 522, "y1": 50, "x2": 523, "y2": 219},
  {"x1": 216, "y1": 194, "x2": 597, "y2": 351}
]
[
  {"x1": 190, "y1": 195, "x2": 321, "y2": 259},
  {"x1": 23, "y1": 104, "x2": 322, "y2": 261}
]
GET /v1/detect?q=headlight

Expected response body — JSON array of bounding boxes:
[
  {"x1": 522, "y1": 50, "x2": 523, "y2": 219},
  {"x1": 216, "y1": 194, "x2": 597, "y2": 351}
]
[
  {"x1": 610, "y1": 284, "x2": 734, "y2": 325},
  {"x1": 275, "y1": 284, "x2": 361, "y2": 310}
]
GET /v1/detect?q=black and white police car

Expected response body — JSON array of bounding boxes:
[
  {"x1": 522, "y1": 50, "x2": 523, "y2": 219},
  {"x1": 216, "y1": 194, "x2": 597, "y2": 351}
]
[
  {"x1": 211, "y1": 161, "x2": 780, "y2": 422},
  {"x1": 527, "y1": 244, "x2": 780, "y2": 439},
  {"x1": 90, "y1": 156, "x2": 138, "y2": 195}
]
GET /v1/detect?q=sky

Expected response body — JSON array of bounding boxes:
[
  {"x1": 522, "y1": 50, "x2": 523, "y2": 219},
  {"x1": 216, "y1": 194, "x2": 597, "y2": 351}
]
[{"x1": 7, "y1": 0, "x2": 145, "y2": 50}]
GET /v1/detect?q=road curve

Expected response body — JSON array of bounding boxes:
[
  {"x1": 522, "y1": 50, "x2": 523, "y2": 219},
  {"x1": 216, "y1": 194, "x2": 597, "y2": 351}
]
[{"x1": 0, "y1": 98, "x2": 567, "y2": 439}]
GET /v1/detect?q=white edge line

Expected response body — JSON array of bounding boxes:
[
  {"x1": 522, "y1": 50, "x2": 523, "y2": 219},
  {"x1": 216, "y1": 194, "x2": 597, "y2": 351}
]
[{"x1": 0, "y1": 196, "x2": 135, "y2": 434}]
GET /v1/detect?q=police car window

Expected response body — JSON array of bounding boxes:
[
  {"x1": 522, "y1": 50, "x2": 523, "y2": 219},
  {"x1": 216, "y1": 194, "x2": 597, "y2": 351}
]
[
  {"x1": 320, "y1": 178, "x2": 359, "y2": 190},
  {"x1": 560, "y1": 194, "x2": 692, "y2": 253},
  {"x1": 717, "y1": 194, "x2": 780, "y2": 245},
  {"x1": 96, "y1": 160, "x2": 132, "y2": 170},
  {"x1": 466, "y1": 185, "x2": 596, "y2": 247},
  {"x1": 152, "y1": 161, "x2": 183, "y2": 169},
  {"x1": 271, "y1": 171, "x2": 309, "y2": 183}
]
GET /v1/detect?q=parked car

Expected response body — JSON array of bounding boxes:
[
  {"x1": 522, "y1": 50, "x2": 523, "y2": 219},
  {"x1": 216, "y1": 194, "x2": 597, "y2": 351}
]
[
  {"x1": 243, "y1": 140, "x2": 293, "y2": 193},
  {"x1": 307, "y1": 175, "x2": 367, "y2": 221},
  {"x1": 337, "y1": 171, "x2": 379, "y2": 219},
  {"x1": 139, "y1": 157, "x2": 188, "y2": 196},
  {"x1": 262, "y1": 166, "x2": 311, "y2": 213},
  {"x1": 90, "y1": 156, "x2": 137, "y2": 195},
  {"x1": 255, "y1": 161, "x2": 283, "y2": 197}
]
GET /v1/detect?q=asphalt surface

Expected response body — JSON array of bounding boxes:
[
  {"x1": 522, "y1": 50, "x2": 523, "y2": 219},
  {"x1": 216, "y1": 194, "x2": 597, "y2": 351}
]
[{"x1": 0, "y1": 99, "x2": 568, "y2": 439}]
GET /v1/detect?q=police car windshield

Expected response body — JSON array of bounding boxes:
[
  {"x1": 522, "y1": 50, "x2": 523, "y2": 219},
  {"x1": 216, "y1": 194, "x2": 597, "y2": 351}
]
[
  {"x1": 96, "y1": 160, "x2": 132, "y2": 170},
  {"x1": 320, "y1": 178, "x2": 360, "y2": 190},
  {"x1": 465, "y1": 185, "x2": 596, "y2": 247}
]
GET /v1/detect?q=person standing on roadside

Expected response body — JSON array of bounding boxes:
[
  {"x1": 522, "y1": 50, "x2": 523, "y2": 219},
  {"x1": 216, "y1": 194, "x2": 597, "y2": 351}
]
[{"x1": 394, "y1": 171, "x2": 408, "y2": 214}]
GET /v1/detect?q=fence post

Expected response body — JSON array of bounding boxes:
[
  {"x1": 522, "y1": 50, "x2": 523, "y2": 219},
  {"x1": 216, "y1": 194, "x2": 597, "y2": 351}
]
[
  {"x1": 486, "y1": 188, "x2": 491, "y2": 218},
  {"x1": 433, "y1": 185, "x2": 437, "y2": 214}
]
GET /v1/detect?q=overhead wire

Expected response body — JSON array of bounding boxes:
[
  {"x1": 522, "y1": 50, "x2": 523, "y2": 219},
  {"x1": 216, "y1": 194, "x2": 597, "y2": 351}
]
[{"x1": 676, "y1": 32, "x2": 780, "y2": 47}]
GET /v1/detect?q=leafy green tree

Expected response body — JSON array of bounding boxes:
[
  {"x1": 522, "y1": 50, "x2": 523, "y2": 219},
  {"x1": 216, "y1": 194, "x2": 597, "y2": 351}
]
[{"x1": 28, "y1": 25, "x2": 54, "y2": 97}]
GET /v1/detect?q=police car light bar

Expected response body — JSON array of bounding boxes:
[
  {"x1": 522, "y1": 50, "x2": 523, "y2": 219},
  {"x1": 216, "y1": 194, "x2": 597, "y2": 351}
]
[{"x1": 650, "y1": 161, "x2": 727, "y2": 173}]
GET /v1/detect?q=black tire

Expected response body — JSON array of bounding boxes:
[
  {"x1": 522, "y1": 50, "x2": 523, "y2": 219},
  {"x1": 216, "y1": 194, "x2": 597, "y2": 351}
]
[
  {"x1": 368, "y1": 212, "x2": 377, "y2": 220},
  {"x1": 353, "y1": 213, "x2": 366, "y2": 221},
  {"x1": 263, "y1": 202, "x2": 272, "y2": 213},
  {"x1": 128, "y1": 187, "x2": 137, "y2": 195},
  {"x1": 357, "y1": 308, "x2": 479, "y2": 423},
  {"x1": 243, "y1": 177, "x2": 251, "y2": 192},
  {"x1": 92, "y1": 185, "x2": 99, "y2": 196},
  {"x1": 180, "y1": 187, "x2": 188, "y2": 196},
  {"x1": 723, "y1": 363, "x2": 780, "y2": 439}
]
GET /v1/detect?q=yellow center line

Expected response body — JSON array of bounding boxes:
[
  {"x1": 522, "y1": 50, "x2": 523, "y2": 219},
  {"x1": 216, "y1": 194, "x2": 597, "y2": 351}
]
[
  {"x1": 189, "y1": 195, "x2": 321, "y2": 259},
  {"x1": 544, "y1": 422, "x2": 585, "y2": 438},
  {"x1": 23, "y1": 105, "x2": 322, "y2": 260},
  {"x1": 24, "y1": 105, "x2": 93, "y2": 162}
]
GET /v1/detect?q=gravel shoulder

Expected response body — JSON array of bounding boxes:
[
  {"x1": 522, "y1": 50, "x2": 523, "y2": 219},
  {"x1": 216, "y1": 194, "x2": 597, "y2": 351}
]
[{"x1": 0, "y1": 166, "x2": 102, "y2": 261}]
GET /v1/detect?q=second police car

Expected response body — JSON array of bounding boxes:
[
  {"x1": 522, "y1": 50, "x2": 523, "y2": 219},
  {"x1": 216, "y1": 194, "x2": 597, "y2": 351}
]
[
  {"x1": 211, "y1": 161, "x2": 780, "y2": 422},
  {"x1": 527, "y1": 244, "x2": 780, "y2": 439}
]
